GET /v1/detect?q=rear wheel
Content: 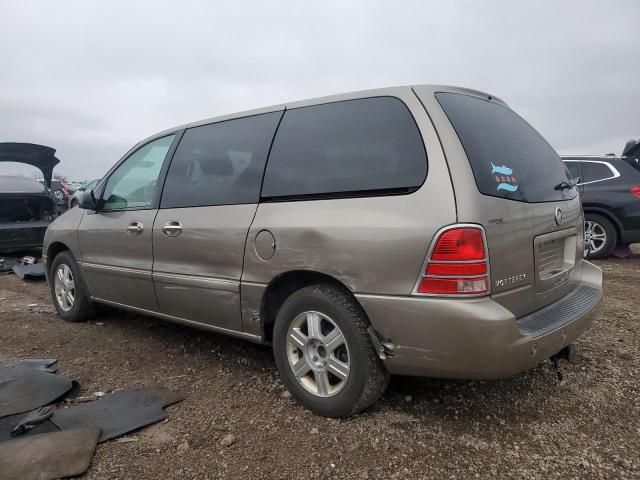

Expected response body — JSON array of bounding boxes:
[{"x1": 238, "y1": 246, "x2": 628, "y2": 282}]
[
  {"x1": 584, "y1": 213, "x2": 617, "y2": 259},
  {"x1": 50, "y1": 251, "x2": 94, "y2": 322},
  {"x1": 273, "y1": 284, "x2": 389, "y2": 417}
]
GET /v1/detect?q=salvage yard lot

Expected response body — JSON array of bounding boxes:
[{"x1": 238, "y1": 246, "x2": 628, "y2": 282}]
[{"x1": 1, "y1": 253, "x2": 639, "y2": 479}]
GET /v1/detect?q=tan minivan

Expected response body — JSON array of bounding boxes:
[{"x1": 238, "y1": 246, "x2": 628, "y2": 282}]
[{"x1": 44, "y1": 85, "x2": 602, "y2": 417}]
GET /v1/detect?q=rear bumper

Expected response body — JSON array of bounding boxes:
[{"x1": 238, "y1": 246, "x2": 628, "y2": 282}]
[{"x1": 356, "y1": 261, "x2": 602, "y2": 379}]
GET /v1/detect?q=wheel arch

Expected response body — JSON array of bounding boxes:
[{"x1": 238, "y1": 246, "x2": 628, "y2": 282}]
[
  {"x1": 259, "y1": 270, "x2": 359, "y2": 343},
  {"x1": 46, "y1": 241, "x2": 71, "y2": 274}
]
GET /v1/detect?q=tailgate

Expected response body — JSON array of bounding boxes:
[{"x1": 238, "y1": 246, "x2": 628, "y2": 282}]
[
  {"x1": 420, "y1": 88, "x2": 585, "y2": 318},
  {"x1": 483, "y1": 198, "x2": 583, "y2": 317}
]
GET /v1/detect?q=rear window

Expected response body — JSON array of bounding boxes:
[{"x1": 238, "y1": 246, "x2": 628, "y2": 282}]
[
  {"x1": 261, "y1": 97, "x2": 427, "y2": 199},
  {"x1": 436, "y1": 92, "x2": 576, "y2": 203},
  {"x1": 579, "y1": 161, "x2": 616, "y2": 184}
]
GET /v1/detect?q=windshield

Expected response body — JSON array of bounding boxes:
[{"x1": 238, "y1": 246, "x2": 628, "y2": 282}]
[{"x1": 436, "y1": 92, "x2": 576, "y2": 203}]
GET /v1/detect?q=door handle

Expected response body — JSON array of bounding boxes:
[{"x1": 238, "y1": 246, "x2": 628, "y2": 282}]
[
  {"x1": 126, "y1": 221, "x2": 144, "y2": 236},
  {"x1": 162, "y1": 221, "x2": 183, "y2": 237}
]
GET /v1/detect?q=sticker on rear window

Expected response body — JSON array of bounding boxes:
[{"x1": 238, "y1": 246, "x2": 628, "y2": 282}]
[{"x1": 491, "y1": 162, "x2": 519, "y2": 192}]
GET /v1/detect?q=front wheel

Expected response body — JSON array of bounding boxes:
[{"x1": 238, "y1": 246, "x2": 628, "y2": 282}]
[
  {"x1": 273, "y1": 284, "x2": 389, "y2": 418},
  {"x1": 50, "y1": 251, "x2": 94, "y2": 322}
]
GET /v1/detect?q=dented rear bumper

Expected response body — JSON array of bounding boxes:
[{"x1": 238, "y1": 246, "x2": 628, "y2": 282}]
[{"x1": 356, "y1": 261, "x2": 602, "y2": 379}]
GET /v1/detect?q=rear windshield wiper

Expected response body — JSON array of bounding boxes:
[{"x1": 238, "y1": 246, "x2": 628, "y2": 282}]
[{"x1": 554, "y1": 178, "x2": 580, "y2": 191}]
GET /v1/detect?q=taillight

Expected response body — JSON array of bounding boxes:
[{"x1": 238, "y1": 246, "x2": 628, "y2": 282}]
[
  {"x1": 631, "y1": 185, "x2": 640, "y2": 199},
  {"x1": 414, "y1": 226, "x2": 489, "y2": 296}
]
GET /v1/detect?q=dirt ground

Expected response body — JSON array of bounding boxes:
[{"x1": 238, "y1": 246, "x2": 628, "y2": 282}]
[{"x1": 1, "y1": 252, "x2": 639, "y2": 480}]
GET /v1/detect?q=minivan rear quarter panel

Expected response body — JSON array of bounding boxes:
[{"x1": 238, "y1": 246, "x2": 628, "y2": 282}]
[{"x1": 241, "y1": 88, "x2": 456, "y2": 336}]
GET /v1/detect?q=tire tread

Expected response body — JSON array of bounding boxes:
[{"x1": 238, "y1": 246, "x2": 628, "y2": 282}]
[
  {"x1": 310, "y1": 284, "x2": 389, "y2": 416},
  {"x1": 274, "y1": 282, "x2": 389, "y2": 417}
]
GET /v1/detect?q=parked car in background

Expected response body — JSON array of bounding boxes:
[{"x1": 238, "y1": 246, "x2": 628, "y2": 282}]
[
  {"x1": 0, "y1": 143, "x2": 59, "y2": 252},
  {"x1": 39, "y1": 178, "x2": 70, "y2": 201},
  {"x1": 68, "y1": 178, "x2": 100, "y2": 208},
  {"x1": 0, "y1": 176, "x2": 57, "y2": 252},
  {"x1": 66, "y1": 181, "x2": 85, "y2": 192},
  {"x1": 562, "y1": 154, "x2": 640, "y2": 259},
  {"x1": 44, "y1": 85, "x2": 602, "y2": 417}
]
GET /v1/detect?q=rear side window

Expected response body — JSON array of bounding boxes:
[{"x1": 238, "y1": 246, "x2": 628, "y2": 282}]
[
  {"x1": 261, "y1": 97, "x2": 427, "y2": 199},
  {"x1": 161, "y1": 112, "x2": 282, "y2": 208},
  {"x1": 436, "y1": 92, "x2": 576, "y2": 203},
  {"x1": 579, "y1": 161, "x2": 617, "y2": 184}
]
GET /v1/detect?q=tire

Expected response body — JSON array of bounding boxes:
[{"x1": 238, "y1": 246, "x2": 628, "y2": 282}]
[
  {"x1": 52, "y1": 189, "x2": 65, "y2": 201},
  {"x1": 49, "y1": 251, "x2": 94, "y2": 322},
  {"x1": 584, "y1": 213, "x2": 617, "y2": 259},
  {"x1": 69, "y1": 198, "x2": 79, "y2": 208},
  {"x1": 273, "y1": 283, "x2": 390, "y2": 418}
]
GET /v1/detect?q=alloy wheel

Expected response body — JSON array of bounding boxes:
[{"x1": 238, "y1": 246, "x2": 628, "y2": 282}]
[
  {"x1": 286, "y1": 311, "x2": 350, "y2": 397},
  {"x1": 54, "y1": 264, "x2": 75, "y2": 311},
  {"x1": 584, "y1": 220, "x2": 607, "y2": 256}
]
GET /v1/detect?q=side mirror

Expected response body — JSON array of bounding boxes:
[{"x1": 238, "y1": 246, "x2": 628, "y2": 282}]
[{"x1": 77, "y1": 189, "x2": 98, "y2": 210}]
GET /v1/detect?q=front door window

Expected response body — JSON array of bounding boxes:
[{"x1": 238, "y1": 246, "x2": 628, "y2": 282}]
[{"x1": 102, "y1": 134, "x2": 176, "y2": 210}]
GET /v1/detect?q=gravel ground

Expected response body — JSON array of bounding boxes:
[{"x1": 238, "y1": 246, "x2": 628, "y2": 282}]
[{"x1": 0, "y1": 252, "x2": 639, "y2": 479}]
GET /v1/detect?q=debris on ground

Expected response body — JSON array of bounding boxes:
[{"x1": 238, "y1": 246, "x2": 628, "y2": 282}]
[
  {"x1": 0, "y1": 356, "x2": 183, "y2": 480},
  {"x1": 0, "y1": 426, "x2": 101, "y2": 480},
  {"x1": 11, "y1": 255, "x2": 46, "y2": 280},
  {"x1": 0, "y1": 252, "x2": 638, "y2": 478},
  {"x1": 220, "y1": 433, "x2": 237, "y2": 447}
]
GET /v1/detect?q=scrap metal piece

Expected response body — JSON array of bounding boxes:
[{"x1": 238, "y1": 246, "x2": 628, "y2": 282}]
[
  {"x1": 0, "y1": 427, "x2": 101, "y2": 480},
  {"x1": 367, "y1": 326, "x2": 394, "y2": 360},
  {"x1": 12, "y1": 262, "x2": 46, "y2": 279},
  {"x1": 367, "y1": 326, "x2": 387, "y2": 360},
  {"x1": 51, "y1": 385, "x2": 184, "y2": 442}
]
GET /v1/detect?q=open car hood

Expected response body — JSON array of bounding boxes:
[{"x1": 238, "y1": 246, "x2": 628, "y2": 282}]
[{"x1": 0, "y1": 143, "x2": 60, "y2": 188}]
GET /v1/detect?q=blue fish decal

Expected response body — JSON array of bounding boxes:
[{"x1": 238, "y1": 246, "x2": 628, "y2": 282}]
[
  {"x1": 497, "y1": 183, "x2": 519, "y2": 192},
  {"x1": 491, "y1": 162, "x2": 513, "y2": 175}
]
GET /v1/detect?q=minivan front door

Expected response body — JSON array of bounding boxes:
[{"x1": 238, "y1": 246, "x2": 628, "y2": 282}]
[
  {"x1": 78, "y1": 134, "x2": 177, "y2": 310},
  {"x1": 151, "y1": 111, "x2": 282, "y2": 331}
]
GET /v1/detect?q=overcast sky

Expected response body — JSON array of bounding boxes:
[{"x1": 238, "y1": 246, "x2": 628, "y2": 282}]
[{"x1": 1, "y1": 0, "x2": 639, "y2": 180}]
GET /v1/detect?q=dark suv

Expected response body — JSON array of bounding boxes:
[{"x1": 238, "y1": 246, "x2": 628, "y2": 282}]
[{"x1": 563, "y1": 154, "x2": 640, "y2": 258}]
